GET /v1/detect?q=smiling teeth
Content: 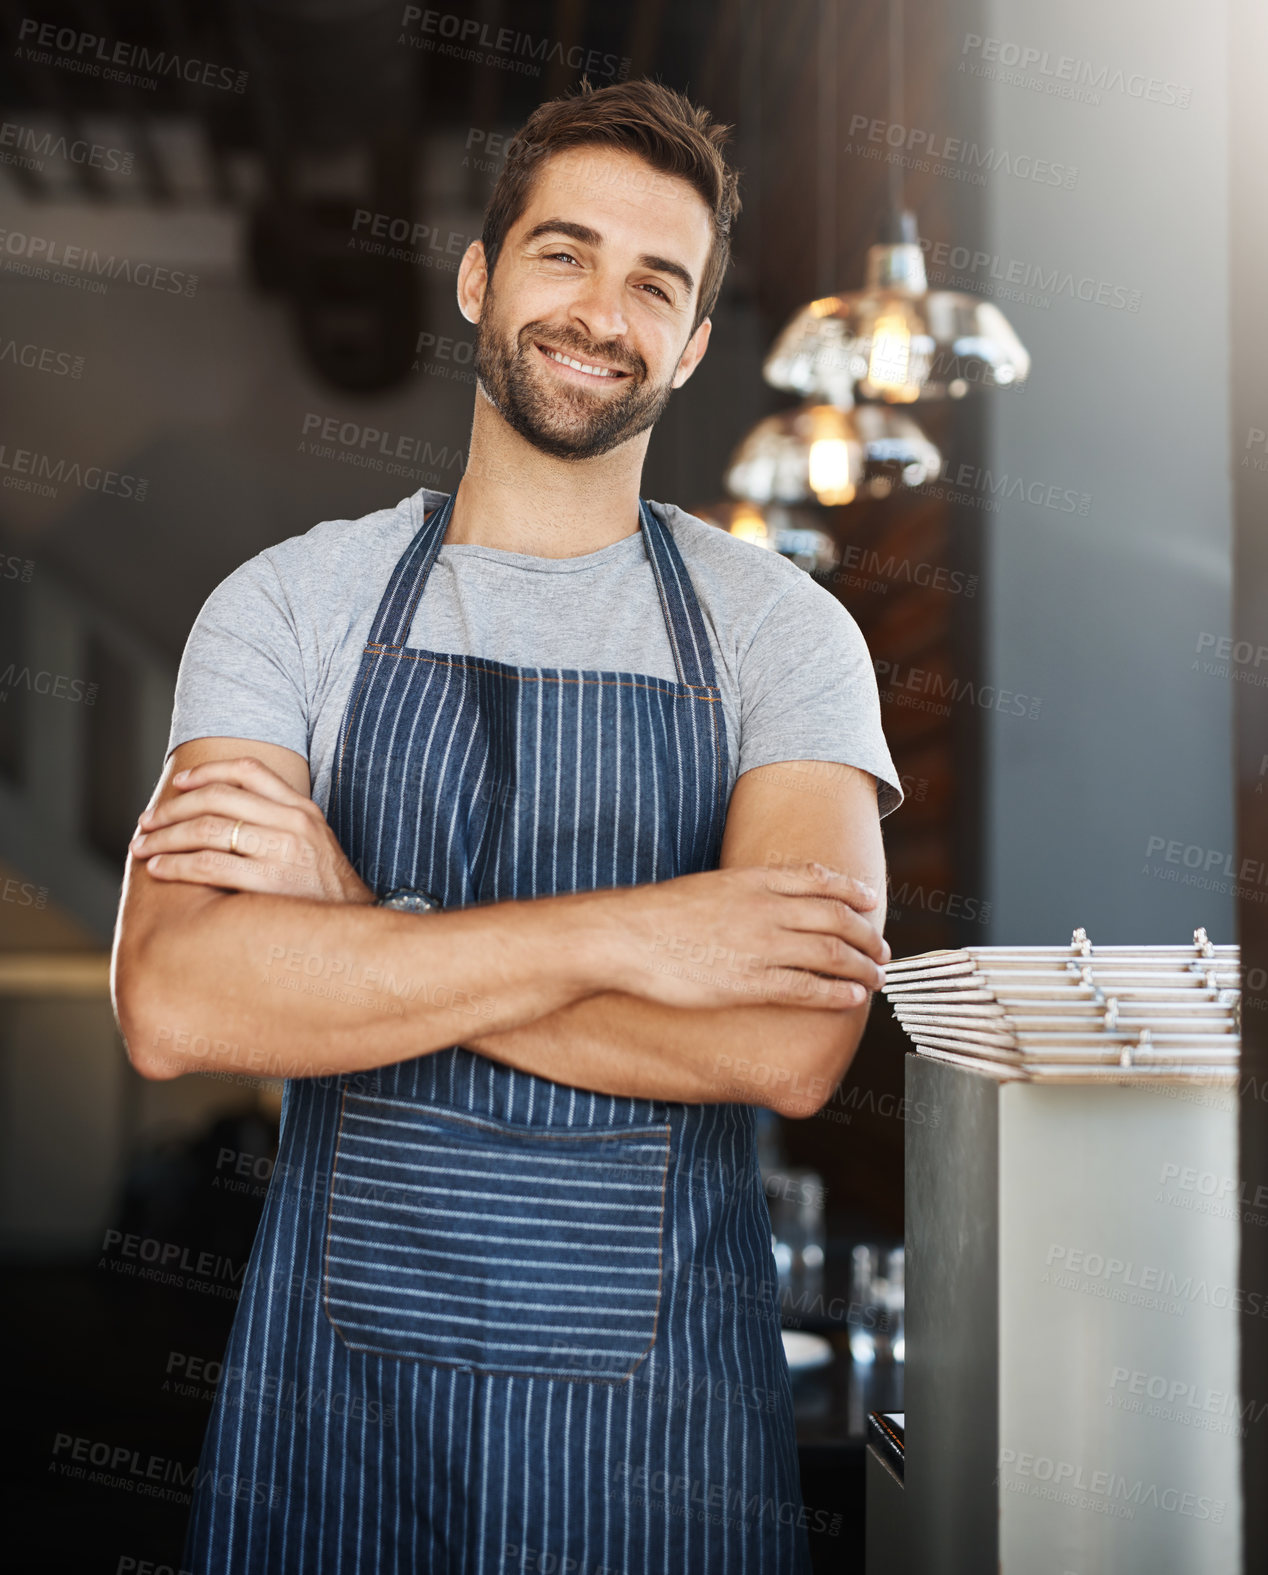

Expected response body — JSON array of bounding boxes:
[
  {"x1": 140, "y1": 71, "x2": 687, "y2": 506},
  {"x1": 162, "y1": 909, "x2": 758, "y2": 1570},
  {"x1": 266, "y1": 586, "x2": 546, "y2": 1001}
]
[{"x1": 542, "y1": 347, "x2": 623, "y2": 378}]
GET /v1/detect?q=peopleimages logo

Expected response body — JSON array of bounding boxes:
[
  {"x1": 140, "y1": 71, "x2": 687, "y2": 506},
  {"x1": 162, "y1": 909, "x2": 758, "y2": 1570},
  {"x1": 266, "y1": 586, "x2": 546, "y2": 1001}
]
[
  {"x1": 919, "y1": 237, "x2": 1142, "y2": 313},
  {"x1": 0, "y1": 444, "x2": 147, "y2": 502},
  {"x1": 996, "y1": 1447, "x2": 1224, "y2": 1522},
  {"x1": 1108, "y1": 1363, "x2": 1268, "y2": 1431},
  {"x1": 0, "y1": 664, "x2": 97, "y2": 704},
  {"x1": 0, "y1": 119, "x2": 133, "y2": 173},
  {"x1": 1143, "y1": 833, "x2": 1268, "y2": 898},
  {"x1": 960, "y1": 34, "x2": 1191, "y2": 109},
  {"x1": 1193, "y1": 632, "x2": 1268, "y2": 689},
  {"x1": 50, "y1": 1432, "x2": 283, "y2": 1508},
  {"x1": 400, "y1": 8, "x2": 630, "y2": 81},
  {"x1": 15, "y1": 18, "x2": 247, "y2": 93},
  {"x1": 0, "y1": 225, "x2": 198, "y2": 296},
  {"x1": 826, "y1": 544, "x2": 977, "y2": 597},
  {"x1": 873, "y1": 658, "x2": 1042, "y2": 720},
  {"x1": 349, "y1": 209, "x2": 475, "y2": 273},
  {"x1": 296, "y1": 413, "x2": 466, "y2": 484},
  {"x1": 887, "y1": 879, "x2": 990, "y2": 924},
  {"x1": 928, "y1": 458, "x2": 1091, "y2": 516},
  {"x1": 462, "y1": 127, "x2": 545, "y2": 173},
  {"x1": 0, "y1": 334, "x2": 84, "y2": 378},
  {"x1": 1044, "y1": 1243, "x2": 1268, "y2": 1318},
  {"x1": 844, "y1": 114, "x2": 1077, "y2": 189},
  {"x1": 609, "y1": 1461, "x2": 843, "y2": 1537}
]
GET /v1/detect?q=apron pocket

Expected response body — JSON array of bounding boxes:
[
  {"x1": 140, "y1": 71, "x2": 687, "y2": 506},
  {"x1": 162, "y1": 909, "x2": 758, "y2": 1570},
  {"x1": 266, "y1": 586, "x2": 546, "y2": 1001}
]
[{"x1": 323, "y1": 1092, "x2": 671, "y2": 1383}]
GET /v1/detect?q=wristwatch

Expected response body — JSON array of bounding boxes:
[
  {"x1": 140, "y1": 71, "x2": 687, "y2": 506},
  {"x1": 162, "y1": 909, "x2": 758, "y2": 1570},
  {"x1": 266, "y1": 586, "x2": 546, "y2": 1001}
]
[{"x1": 376, "y1": 888, "x2": 445, "y2": 913}]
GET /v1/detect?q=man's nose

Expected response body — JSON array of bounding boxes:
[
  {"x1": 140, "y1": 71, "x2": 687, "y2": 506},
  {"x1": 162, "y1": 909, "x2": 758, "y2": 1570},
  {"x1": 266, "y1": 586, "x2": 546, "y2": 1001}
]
[{"x1": 567, "y1": 273, "x2": 629, "y2": 346}]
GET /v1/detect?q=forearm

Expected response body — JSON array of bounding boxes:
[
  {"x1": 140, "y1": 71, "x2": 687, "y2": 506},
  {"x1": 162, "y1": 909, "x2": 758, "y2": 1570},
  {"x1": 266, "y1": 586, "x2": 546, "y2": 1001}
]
[
  {"x1": 118, "y1": 881, "x2": 616, "y2": 1081},
  {"x1": 465, "y1": 989, "x2": 871, "y2": 1114}
]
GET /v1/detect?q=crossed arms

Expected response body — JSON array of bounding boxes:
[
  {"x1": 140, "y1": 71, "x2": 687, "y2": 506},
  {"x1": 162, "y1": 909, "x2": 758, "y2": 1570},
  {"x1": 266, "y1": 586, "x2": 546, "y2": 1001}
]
[{"x1": 112, "y1": 737, "x2": 888, "y2": 1116}]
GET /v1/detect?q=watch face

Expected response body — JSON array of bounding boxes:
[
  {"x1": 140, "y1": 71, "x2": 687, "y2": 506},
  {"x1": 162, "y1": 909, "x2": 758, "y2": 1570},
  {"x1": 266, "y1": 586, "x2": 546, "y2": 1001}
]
[{"x1": 380, "y1": 888, "x2": 444, "y2": 913}]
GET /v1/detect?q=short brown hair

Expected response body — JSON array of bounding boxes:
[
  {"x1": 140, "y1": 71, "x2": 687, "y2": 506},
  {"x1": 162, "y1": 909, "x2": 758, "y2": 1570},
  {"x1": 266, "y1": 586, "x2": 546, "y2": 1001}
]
[{"x1": 480, "y1": 78, "x2": 742, "y2": 334}]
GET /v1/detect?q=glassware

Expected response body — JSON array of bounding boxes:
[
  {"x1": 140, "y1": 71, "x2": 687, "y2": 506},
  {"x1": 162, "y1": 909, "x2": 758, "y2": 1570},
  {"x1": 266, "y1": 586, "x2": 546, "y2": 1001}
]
[
  {"x1": 848, "y1": 1243, "x2": 884, "y2": 1363},
  {"x1": 884, "y1": 1246, "x2": 906, "y2": 1363},
  {"x1": 766, "y1": 1167, "x2": 826, "y2": 1315}
]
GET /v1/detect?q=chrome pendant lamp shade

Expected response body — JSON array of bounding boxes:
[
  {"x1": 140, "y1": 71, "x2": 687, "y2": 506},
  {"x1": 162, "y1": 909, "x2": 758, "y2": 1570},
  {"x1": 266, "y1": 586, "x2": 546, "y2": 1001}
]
[
  {"x1": 726, "y1": 403, "x2": 864, "y2": 507},
  {"x1": 724, "y1": 394, "x2": 943, "y2": 508},
  {"x1": 759, "y1": 0, "x2": 1031, "y2": 410},
  {"x1": 763, "y1": 211, "x2": 1032, "y2": 404},
  {"x1": 705, "y1": 0, "x2": 1032, "y2": 543}
]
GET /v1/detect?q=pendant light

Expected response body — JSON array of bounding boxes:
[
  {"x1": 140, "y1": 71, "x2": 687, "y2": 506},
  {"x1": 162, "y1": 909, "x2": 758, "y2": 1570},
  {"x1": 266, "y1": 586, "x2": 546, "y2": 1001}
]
[
  {"x1": 762, "y1": 0, "x2": 1031, "y2": 405},
  {"x1": 723, "y1": 391, "x2": 942, "y2": 508},
  {"x1": 691, "y1": 501, "x2": 840, "y2": 575},
  {"x1": 711, "y1": 0, "x2": 943, "y2": 541},
  {"x1": 762, "y1": 211, "x2": 1032, "y2": 403}
]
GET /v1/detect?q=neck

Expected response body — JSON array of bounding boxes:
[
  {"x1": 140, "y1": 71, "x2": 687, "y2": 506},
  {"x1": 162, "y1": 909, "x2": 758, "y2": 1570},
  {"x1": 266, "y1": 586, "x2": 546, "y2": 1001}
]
[{"x1": 446, "y1": 387, "x2": 651, "y2": 557}]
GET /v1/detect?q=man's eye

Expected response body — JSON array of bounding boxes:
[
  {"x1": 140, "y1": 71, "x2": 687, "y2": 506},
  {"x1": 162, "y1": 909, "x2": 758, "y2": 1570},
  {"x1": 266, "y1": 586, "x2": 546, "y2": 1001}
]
[
  {"x1": 641, "y1": 283, "x2": 670, "y2": 302},
  {"x1": 545, "y1": 251, "x2": 578, "y2": 264}
]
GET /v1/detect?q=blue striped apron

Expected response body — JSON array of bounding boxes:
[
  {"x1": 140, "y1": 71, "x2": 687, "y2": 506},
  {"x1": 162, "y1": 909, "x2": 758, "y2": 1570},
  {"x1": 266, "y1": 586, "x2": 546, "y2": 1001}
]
[{"x1": 184, "y1": 491, "x2": 811, "y2": 1573}]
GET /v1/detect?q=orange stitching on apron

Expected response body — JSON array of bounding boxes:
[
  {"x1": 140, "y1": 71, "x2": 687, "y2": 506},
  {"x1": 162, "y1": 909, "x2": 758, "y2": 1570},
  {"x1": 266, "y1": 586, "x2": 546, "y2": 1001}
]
[
  {"x1": 332, "y1": 658, "x2": 377, "y2": 797},
  {"x1": 363, "y1": 646, "x2": 722, "y2": 701}
]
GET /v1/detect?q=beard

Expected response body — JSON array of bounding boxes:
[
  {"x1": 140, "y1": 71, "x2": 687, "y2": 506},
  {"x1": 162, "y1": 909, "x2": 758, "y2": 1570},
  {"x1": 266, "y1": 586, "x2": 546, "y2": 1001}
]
[{"x1": 473, "y1": 287, "x2": 680, "y2": 461}]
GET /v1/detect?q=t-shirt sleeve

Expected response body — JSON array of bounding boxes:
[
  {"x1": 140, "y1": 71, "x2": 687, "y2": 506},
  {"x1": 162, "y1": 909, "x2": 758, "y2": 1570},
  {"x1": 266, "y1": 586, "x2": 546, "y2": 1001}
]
[
  {"x1": 165, "y1": 552, "x2": 311, "y2": 765},
  {"x1": 737, "y1": 573, "x2": 905, "y2": 818}
]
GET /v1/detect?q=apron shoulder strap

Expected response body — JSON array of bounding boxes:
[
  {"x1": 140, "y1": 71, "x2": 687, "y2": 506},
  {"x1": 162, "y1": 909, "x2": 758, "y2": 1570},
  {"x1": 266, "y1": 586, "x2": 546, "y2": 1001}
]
[
  {"x1": 366, "y1": 491, "x2": 456, "y2": 649},
  {"x1": 364, "y1": 489, "x2": 721, "y2": 696},
  {"x1": 638, "y1": 498, "x2": 721, "y2": 692}
]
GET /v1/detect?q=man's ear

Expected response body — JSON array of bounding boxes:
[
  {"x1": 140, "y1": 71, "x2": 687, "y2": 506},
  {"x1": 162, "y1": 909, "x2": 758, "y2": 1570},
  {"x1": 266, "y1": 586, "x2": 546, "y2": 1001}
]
[
  {"x1": 671, "y1": 316, "x2": 712, "y2": 389},
  {"x1": 457, "y1": 240, "x2": 489, "y2": 324}
]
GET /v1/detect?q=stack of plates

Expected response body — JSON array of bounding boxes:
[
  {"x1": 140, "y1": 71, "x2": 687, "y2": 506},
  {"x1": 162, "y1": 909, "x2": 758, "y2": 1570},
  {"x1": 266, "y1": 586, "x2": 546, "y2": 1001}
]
[{"x1": 881, "y1": 927, "x2": 1240, "y2": 1082}]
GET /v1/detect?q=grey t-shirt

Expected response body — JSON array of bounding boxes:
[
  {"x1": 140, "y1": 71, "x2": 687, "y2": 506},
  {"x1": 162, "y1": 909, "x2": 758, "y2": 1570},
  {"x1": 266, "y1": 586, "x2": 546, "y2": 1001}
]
[{"x1": 166, "y1": 486, "x2": 904, "y2": 823}]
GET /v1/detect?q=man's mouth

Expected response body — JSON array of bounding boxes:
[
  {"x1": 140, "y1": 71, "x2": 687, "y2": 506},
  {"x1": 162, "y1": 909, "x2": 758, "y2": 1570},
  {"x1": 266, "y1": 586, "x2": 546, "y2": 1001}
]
[{"x1": 535, "y1": 342, "x2": 632, "y2": 382}]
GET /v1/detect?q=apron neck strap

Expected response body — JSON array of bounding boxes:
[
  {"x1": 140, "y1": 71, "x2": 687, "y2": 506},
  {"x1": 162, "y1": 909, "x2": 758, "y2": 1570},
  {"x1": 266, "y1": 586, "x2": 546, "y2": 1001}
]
[{"x1": 366, "y1": 489, "x2": 721, "y2": 692}]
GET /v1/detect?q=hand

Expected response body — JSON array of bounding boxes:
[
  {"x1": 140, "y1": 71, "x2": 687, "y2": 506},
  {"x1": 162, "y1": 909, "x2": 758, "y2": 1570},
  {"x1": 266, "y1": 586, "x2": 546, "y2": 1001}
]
[
  {"x1": 593, "y1": 861, "x2": 889, "y2": 1012},
  {"x1": 129, "y1": 755, "x2": 375, "y2": 904}
]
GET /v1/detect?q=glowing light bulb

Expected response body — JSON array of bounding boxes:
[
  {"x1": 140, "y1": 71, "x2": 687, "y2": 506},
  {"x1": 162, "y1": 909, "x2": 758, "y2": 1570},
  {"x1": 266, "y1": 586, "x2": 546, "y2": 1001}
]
[
  {"x1": 868, "y1": 305, "x2": 920, "y2": 399},
  {"x1": 728, "y1": 506, "x2": 771, "y2": 547},
  {"x1": 807, "y1": 438, "x2": 856, "y2": 505}
]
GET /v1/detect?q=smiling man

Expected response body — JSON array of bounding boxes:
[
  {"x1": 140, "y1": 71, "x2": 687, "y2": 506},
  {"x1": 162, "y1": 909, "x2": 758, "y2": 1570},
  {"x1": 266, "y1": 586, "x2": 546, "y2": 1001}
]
[
  {"x1": 114, "y1": 79, "x2": 904, "y2": 1575},
  {"x1": 475, "y1": 208, "x2": 685, "y2": 455}
]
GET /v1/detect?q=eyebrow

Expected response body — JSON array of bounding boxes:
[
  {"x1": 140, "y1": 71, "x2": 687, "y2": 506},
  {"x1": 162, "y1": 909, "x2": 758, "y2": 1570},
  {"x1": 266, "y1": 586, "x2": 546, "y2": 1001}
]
[{"x1": 521, "y1": 218, "x2": 696, "y2": 301}]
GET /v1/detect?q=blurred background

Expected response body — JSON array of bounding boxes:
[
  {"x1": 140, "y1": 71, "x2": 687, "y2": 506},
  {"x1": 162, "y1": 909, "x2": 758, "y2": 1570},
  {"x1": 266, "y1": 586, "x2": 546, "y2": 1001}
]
[{"x1": 0, "y1": 0, "x2": 1246, "y2": 1568}]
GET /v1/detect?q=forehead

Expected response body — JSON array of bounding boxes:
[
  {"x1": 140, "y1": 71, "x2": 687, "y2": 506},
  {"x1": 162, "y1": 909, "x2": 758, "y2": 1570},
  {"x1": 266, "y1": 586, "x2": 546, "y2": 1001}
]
[{"x1": 515, "y1": 145, "x2": 713, "y2": 269}]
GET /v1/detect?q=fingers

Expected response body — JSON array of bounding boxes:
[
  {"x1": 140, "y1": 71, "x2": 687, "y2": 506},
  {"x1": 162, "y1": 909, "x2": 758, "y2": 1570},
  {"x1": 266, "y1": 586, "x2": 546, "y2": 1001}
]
[
  {"x1": 139, "y1": 845, "x2": 318, "y2": 895},
  {"x1": 753, "y1": 926, "x2": 883, "y2": 993},
  {"x1": 131, "y1": 815, "x2": 295, "y2": 866},
  {"x1": 758, "y1": 968, "x2": 871, "y2": 1009},
  {"x1": 763, "y1": 860, "x2": 880, "y2": 912},
  {"x1": 137, "y1": 757, "x2": 314, "y2": 840},
  {"x1": 131, "y1": 767, "x2": 367, "y2": 904},
  {"x1": 798, "y1": 933, "x2": 885, "y2": 992},
  {"x1": 776, "y1": 894, "x2": 888, "y2": 969},
  {"x1": 140, "y1": 782, "x2": 311, "y2": 841},
  {"x1": 168, "y1": 755, "x2": 312, "y2": 812},
  {"x1": 720, "y1": 863, "x2": 887, "y2": 991},
  {"x1": 754, "y1": 862, "x2": 889, "y2": 968}
]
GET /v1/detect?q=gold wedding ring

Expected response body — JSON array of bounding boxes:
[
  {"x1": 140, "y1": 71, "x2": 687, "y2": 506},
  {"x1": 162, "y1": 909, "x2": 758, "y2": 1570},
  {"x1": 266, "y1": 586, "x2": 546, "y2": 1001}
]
[{"x1": 230, "y1": 819, "x2": 243, "y2": 855}]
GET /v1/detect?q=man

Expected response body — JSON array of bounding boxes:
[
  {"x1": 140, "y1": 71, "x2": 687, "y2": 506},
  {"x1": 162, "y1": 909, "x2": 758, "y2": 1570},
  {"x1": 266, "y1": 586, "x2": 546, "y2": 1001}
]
[{"x1": 113, "y1": 77, "x2": 903, "y2": 1574}]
